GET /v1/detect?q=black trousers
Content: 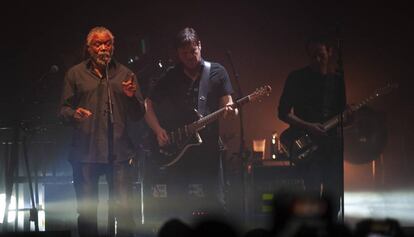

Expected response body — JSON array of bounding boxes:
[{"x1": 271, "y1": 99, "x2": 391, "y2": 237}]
[
  {"x1": 297, "y1": 138, "x2": 343, "y2": 221},
  {"x1": 71, "y1": 161, "x2": 136, "y2": 237},
  {"x1": 162, "y1": 147, "x2": 225, "y2": 221}
]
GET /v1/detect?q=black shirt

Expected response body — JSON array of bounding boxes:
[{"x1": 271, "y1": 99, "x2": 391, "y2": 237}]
[
  {"x1": 59, "y1": 59, "x2": 145, "y2": 163},
  {"x1": 278, "y1": 66, "x2": 346, "y2": 125},
  {"x1": 149, "y1": 61, "x2": 233, "y2": 146}
]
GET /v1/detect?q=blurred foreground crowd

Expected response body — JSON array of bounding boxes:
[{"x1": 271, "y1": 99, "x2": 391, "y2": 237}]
[{"x1": 157, "y1": 190, "x2": 408, "y2": 237}]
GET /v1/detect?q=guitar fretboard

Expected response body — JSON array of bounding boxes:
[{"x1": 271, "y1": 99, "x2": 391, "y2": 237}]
[
  {"x1": 189, "y1": 95, "x2": 252, "y2": 132},
  {"x1": 323, "y1": 84, "x2": 396, "y2": 130}
]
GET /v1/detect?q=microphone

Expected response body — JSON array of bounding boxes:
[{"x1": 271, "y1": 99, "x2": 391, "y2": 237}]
[
  {"x1": 38, "y1": 65, "x2": 59, "y2": 82},
  {"x1": 49, "y1": 65, "x2": 59, "y2": 73},
  {"x1": 226, "y1": 50, "x2": 232, "y2": 57}
]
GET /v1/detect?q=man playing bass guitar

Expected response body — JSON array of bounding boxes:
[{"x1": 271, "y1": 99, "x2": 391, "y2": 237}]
[{"x1": 278, "y1": 34, "x2": 347, "y2": 221}]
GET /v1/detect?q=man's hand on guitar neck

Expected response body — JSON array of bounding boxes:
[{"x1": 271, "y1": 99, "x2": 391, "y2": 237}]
[
  {"x1": 223, "y1": 104, "x2": 238, "y2": 119},
  {"x1": 342, "y1": 104, "x2": 356, "y2": 126},
  {"x1": 221, "y1": 95, "x2": 238, "y2": 119}
]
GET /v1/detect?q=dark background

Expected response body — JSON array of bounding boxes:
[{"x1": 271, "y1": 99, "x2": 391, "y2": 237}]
[{"x1": 1, "y1": 0, "x2": 414, "y2": 226}]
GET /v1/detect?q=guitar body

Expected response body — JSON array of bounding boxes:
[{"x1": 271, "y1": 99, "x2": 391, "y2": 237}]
[
  {"x1": 279, "y1": 83, "x2": 398, "y2": 164},
  {"x1": 157, "y1": 132, "x2": 203, "y2": 169},
  {"x1": 149, "y1": 115, "x2": 204, "y2": 169},
  {"x1": 280, "y1": 127, "x2": 318, "y2": 164},
  {"x1": 149, "y1": 85, "x2": 272, "y2": 169}
]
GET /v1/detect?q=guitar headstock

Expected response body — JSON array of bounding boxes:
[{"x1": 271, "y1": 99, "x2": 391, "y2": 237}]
[
  {"x1": 352, "y1": 82, "x2": 399, "y2": 111},
  {"x1": 249, "y1": 85, "x2": 272, "y2": 101},
  {"x1": 374, "y1": 82, "x2": 399, "y2": 97}
]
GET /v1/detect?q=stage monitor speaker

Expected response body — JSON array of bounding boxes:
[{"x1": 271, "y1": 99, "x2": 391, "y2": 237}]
[
  {"x1": 248, "y1": 161, "x2": 304, "y2": 224},
  {"x1": 142, "y1": 167, "x2": 218, "y2": 229}
]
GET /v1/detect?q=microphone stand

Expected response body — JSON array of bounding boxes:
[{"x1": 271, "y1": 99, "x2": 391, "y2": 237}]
[
  {"x1": 226, "y1": 51, "x2": 249, "y2": 223},
  {"x1": 105, "y1": 64, "x2": 115, "y2": 237},
  {"x1": 22, "y1": 130, "x2": 39, "y2": 232},
  {"x1": 336, "y1": 23, "x2": 345, "y2": 223},
  {"x1": 2, "y1": 119, "x2": 21, "y2": 232}
]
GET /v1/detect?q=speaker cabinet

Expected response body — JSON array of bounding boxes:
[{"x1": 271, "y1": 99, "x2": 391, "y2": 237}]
[{"x1": 247, "y1": 160, "x2": 304, "y2": 226}]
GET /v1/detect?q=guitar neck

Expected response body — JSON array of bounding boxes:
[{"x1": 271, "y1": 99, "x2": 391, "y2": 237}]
[
  {"x1": 322, "y1": 92, "x2": 381, "y2": 130},
  {"x1": 189, "y1": 94, "x2": 251, "y2": 132},
  {"x1": 322, "y1": 114, "x2": 344, "y2": 130}
]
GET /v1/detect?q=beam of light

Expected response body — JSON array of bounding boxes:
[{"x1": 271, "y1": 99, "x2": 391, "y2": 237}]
[
  {"x1": 31, "y1": 210, "x2": 45, "y2": 232},
  {"x1": 344, "y1": 190, "x2": 414, "y2": 226},
  {"x1": 28, "y1": 184, "x2": 46, "y2": 231},
  {"x1": 0, "y1": 193, "x2": 17, "y2": 224},
  {"x1": 1, "y1": 185, "x2": 46, "y2": 231},
  {"x1": 18, "y1": 187, "x2": 24, "y2": 230},
  {"x1": 39, "y1": 184, "x2": 45, "y2": 231}
]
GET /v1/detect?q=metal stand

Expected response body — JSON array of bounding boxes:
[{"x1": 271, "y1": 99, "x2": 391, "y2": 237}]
[
  {"x1": 336, "y1": 22, "x2": 346, "y2": 223},
  {"x1": 2, "y1": 124, "x2": 40, "y2": 232},
  {"x1": 226, "y1": 50, "x2": 251, "y2": 223},
  {"x1": 105, "y1": 65, "x2": 116, "y2": 237}
]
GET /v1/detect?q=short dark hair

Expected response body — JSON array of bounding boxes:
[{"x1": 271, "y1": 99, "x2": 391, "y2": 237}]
[
  {"x1": 305, "y1": 34, "x2": 334, "y2": 53},
  {"x1": 174, "y1": 27, "x2": 200, "y2": 49}
]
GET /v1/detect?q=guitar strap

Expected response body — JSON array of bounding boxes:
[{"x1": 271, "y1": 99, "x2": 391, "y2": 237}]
[{"x1": 197, "y1": 60, "x2": 211, "y2": 116}]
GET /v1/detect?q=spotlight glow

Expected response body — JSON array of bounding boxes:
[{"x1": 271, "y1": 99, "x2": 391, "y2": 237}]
[
  {"x1": 0, "y1": 193, "x2": 17, "y2": 224},
  {"x1": 345, "y1": 190, "x2": 414, "y2": 226}
]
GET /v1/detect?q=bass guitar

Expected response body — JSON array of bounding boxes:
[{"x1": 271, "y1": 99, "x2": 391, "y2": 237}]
[{"x1": 280, "y1": 82, "x2": 398, "y2": 164}]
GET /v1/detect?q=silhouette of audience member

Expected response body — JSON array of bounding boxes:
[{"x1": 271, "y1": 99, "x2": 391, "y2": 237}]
[
  {"x1": 192, "y1": 215, "x2": 240, "y2": 237},
  {"x1": 244, "y1": 228, "x2": 271, "y2": 237},
  {"x1": 270, "y1": 189, "x2": 352, "y2": 237},
  {"x1": 158, "y1": 218, "x2": 194, "y2": 237},
  {"x1": 354, "y1": 218, "x2": 405, "y2": 237},
  {"x1": 156, "y1": 191, "x2": 409, "y2": 237}
]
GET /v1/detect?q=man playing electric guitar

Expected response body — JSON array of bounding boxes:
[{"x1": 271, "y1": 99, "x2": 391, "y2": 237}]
[
  {"x1": 278, "y1": 34, "x2": 347, "y2": 221},
  {"x1": 144, "y1": 27, "x2": 237, "y2": 220}
]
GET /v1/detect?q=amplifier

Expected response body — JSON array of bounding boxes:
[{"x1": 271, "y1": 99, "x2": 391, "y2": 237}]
[{"x1": 247, "y1": 160, "x2": 304, "y2": 216}]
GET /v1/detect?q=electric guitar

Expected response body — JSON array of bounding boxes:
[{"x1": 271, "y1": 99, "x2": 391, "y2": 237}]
[
  {"x1": 280, "y1": 82, "x2": 398, "y2": 164},
  {"x1": 153, "y1": 85, "x2": 272, "y2": 169}
]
